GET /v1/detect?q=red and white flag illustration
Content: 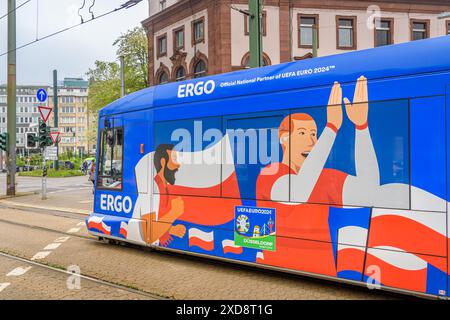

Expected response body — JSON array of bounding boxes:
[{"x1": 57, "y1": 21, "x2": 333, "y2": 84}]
[
  {"x1": 256, "y1": 251, "x2": 264, "y2": 263},
  {"x1": 168, "y1": 134, "x2": 241, "y2": 226},
  {"x1": 87, "y1": 216, "x2": 111, "y2": 235},
  {"x1": 222, "y1": 239, "x2": 243, "y2": 255},
  {"x1": 188, "y1": 228, "x2": 214, "y2": 251},
  {"x1": 119, "y1": 221, "x2": 128, "y2": 238}
]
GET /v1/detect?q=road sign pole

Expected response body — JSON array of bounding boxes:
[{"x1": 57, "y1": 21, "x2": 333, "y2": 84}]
[
  {"x1": 42, "y1": 148, "x2": 47, "y2": 200},
  {"x1": 7, "y1": 0, "x2": 17, "y2": 196},
  {"x1": 53, "y1": 70, "x2": 59, "y2": 170}
]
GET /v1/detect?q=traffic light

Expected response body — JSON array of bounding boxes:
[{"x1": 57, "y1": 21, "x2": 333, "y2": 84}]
[
  {"x1": 38, "y1": 120, "x2": 53, "y2": 148},
  {"x1": 0, "y1": 133, "x2": 8, "y2": 152},
  {"x1": 26, "y1": 132, "x2": 38, "y2": 149}
]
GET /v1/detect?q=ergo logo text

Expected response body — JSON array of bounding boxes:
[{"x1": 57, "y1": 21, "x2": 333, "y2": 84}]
[
  {"x1": 177, "y1": 80, "x2": 215, "y2": 98},
  {"x1": 100, "y1": 194, "x2": 132, "y2": 214}
]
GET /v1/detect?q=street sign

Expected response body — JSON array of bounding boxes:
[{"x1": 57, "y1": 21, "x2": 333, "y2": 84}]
[
  {"x1": 44, "y1": 146, "x2": 58, "y2": 160},
  {"x1": 38, "y1": 106, "x2": 52, "y2": 122},
  {"x1": 36, "y1": 89, "x2": 47, "y2": 102},
  {"x1": 49, "y1": 131, "x2": 60, "y2": 144}
]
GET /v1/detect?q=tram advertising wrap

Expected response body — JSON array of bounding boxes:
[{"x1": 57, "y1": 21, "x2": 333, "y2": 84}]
[{"x1": 88, "y1": 36, "x2": 450, "y2": 299}]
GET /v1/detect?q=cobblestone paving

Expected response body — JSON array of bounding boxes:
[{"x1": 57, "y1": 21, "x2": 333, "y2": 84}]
[
  {"x1": 0, "y1": 254, "x2": 151, "y2": 300},
  {"x1": 0, "y1": 209, "x2": 395, "y2": 300}
]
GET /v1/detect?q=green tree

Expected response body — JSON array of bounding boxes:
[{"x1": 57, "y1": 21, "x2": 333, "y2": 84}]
[
  {"x1": 114, "y1": 26, "x2": 149, "y2": 91},
  {"x1": 87, "y1": 27, "x2": 148, "y2": 114}
]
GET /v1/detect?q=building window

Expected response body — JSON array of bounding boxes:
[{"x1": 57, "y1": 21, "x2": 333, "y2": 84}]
[
  {"x1": 298, "y1": 14, "x2": 319, "y2": 48},
  {"x1": 159, "y1": 0, "x2": 166, "y2": 11},
  {"x1": 193, "y1": 60, "x2": 207, "y2": 78},
  {"x1": 192, "y1": 17, "x2": 205, "y2": 45},
  {"x1": 156, "y1": 34, "x2": 167, "y2": 57},
  {"x1": 337, "y1": 16, "x2": 356, "y2": 50},
  {"x1": 158, "y1": 72, "x2": 169, "y2": 84},
  {"x1": 173, "y1": 26, "x2": 185, "y2": 51},
  {"x1": 244, "y1": 11, "x2": 267, "y2": 36},
  {"x1": 375, "y1": 19, "x2": 393, "y2": 47},
  {"x1": 447, "y1": 21, "x2": 450, "y2": 35},
  {"x1": 175, "y1": 67, "x2": 186, "y2": 82},
  {"x1": 411, "y1": 20, "x2": 429, "y2": 41},
  {"x1": 242, "y1": 53, "x2": 271, "y2": 68}
]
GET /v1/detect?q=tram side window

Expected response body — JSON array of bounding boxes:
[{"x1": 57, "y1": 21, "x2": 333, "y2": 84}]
[{"x1": 97, "y1": 127, "x2": 124, "y2": 190}]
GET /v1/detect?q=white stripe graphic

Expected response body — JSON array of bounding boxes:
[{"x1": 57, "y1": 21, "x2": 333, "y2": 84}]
[
  {"x1": 367, "y1": 246, "x2": 427, "y2": 271},
  {"x1": 338, "y1": 226, "x2": 368, "y2": 247},
  {"x1": 175, "y1": 134, "x2": 235, "y2": 188}
]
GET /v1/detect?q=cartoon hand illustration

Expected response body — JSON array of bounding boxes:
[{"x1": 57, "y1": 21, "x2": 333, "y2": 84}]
[
  {"x1": 327, "y1": 81, "x2": 343, "y2": 131},
  {"x1": 344, "y1": 76, "x2": 369, "y2": 127},
  {"x1": 169, "y1": 224, "x2": 186, "y2": 238},
  {"x1": 171, "y1": 197, "x2": 185, "y2": 217}
]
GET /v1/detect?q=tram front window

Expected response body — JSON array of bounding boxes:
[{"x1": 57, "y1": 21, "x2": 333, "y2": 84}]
[{"x1": 97, "y1": 127, "x2": 124, "y2": 190}]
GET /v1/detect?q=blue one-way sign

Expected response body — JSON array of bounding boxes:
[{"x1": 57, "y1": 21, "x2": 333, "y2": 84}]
[{"x1": 36, "y1": 88, "x2": 47, "y2": 102}]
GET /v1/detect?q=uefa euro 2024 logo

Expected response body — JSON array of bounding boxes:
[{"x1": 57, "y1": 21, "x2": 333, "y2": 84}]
[{"x1": 236, "y1": 214, "x2": 250, "y2": 234}]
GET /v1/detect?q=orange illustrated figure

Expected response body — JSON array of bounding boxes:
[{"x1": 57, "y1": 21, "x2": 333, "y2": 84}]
[{"x1": 255, "y1": 76, "x2": 380, "y2": 276}]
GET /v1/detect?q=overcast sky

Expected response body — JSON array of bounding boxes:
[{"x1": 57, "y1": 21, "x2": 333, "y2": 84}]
[{"x1": 0, "y1": 0, "x2": 148, "y2": 86}]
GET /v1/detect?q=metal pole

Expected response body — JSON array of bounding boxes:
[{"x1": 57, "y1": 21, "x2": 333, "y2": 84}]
[
  {"x1": 120, "y1": 56, "x2": 125, "y2": 97},
  {"x1": 312, "y1": 25, "x2": 318, "y2": 58},
  {"x1": 7, "y1": 0, "x2": 17, "y2": 196},
  {"x1": 42, "y1": 149, "x2": 46, "y2": 200},
  {"x1": 248, "y1": 0, "x2": 263, "y2": 68},
  {"x1": 53, "y1": 70, "x2": 59, "y2": 170}
]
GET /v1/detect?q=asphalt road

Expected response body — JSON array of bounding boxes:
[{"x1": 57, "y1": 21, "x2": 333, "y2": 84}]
[{"x1": 0, "y1": 173, "x2": 92, "y2": 195}]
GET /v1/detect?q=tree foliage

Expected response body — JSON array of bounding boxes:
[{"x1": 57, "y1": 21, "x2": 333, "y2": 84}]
[{"x1": 86, "y1": 26, "x2": 148, "y2": 114}]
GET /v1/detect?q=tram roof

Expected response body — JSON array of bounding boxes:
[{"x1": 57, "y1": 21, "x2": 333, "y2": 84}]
[{"x1": 100, "y1": 35, "x2": 450, "y2": 117}]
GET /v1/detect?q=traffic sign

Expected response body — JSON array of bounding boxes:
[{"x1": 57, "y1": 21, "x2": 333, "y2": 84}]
[
  {"x1": 49, "y1": 131, "x2": 60, "y2": 144},
  {"x1": 44, "y1": 146, "x2": 58, "y2": 160},
  {"x1": 38, "y1": 106, "x2": 52, "y2": 122},
  {"x1": 36, "y1": 89, "x2": 47, "y2": 102}
]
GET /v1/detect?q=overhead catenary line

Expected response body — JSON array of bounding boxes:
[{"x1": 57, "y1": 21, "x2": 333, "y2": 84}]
[
  {"x1": 0, "y1": 0, "x2": 32, "y2": 21},
  {"x1": 0, "y1": 0, "x2": 144, "y2": 58}
]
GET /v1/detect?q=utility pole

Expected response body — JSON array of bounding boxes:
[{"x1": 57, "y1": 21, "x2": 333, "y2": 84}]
[
  {"x1": 248, "y1": 0, "x2": 263, "y2": 68},
  {"x1": 312, "y1": 25, "x2": 318, "y2": 58},
  {"x1": 7, "y1": 0, "x2": 17, "y2": 196},
  {"x1": 120, "y1": 56, "x2": 125, "y2": 97},
  {"x1": 53, "y1": 70, "x2": 59, "y2": 170}
]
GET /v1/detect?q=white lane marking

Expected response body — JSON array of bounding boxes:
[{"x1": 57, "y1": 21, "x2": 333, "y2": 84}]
[
  {"x1": 0, "y1": 283, "x2": 10, "y2": 292},
  {"x1": 77, "y1": 222, "x2": 85, "y2": 226},
  {"x1": 67, "y1": 227, "x2": 80, "y2": 233},
  {"x1": 43, "y1": 243, "x2": 61, "y2": 251},
  {"x1": 54, "y1": 237, "x2": 70, "y2": 243},
  {"x1": 31, "y1": 251, "x2": 51, "y2": 261},
  {"x1": 78, "y1": 200, "x2": 92, "y2": 204},
  {"x1": 7, "y1": 266, "x2": 32, "y2": 277}
]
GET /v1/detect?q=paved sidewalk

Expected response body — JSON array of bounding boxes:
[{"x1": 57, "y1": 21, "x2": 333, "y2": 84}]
[{"x1": 0, "y1": 184, "x2": 93, "y2": 215}]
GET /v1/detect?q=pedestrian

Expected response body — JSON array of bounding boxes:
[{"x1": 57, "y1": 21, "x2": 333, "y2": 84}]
[
  {"x1": 82, "y1": 161, "x2": 88, "y2": 175},
  {"x1": 89, "y1": 160, "x2": 96, "y2": 194}
]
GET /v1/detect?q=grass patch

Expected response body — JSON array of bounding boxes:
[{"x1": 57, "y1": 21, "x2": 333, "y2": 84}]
[{"x1": 18, "y1": 169, "x2": 84, "y2": 178}]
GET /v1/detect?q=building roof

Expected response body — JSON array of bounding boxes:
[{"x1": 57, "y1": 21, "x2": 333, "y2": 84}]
[
  {"x1": 62, "y1": 78, "x2": 88, "y2": 89},
  {"x1": 100, "y1": 35, "x2": 450, "y2": 117}
]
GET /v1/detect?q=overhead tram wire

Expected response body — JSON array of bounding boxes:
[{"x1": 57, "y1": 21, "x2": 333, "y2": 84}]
[
  {"x1": 0, "y1": 0, "x2": 33, "y2": 21},
  {"x1": 0, "y1": 0, "x2": 144, "y2": 58}
]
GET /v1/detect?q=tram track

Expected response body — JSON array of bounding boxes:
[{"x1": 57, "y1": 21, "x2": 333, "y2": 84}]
[{"x1": 0, "y1": 251, "x2": 168, "y2": 300}]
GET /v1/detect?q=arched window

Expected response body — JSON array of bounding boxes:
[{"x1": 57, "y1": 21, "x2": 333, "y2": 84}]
[
  {"x1": 193, "y1": 60, "x2": 207, "y2": 78},
  {"x1": 244, "y1": 56, "x2": 270, "y2": 68},
  {"x1": 175, "y1": 67, "x2": 186, "y2": 81},
  {"x1": 158, "y1": 72, "x2": 169, "y2": 85}
]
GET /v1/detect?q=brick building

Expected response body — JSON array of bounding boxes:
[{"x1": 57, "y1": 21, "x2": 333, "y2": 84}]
[{"x1": 142, "y1": 0, "x2": 450, "y2": 86}]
